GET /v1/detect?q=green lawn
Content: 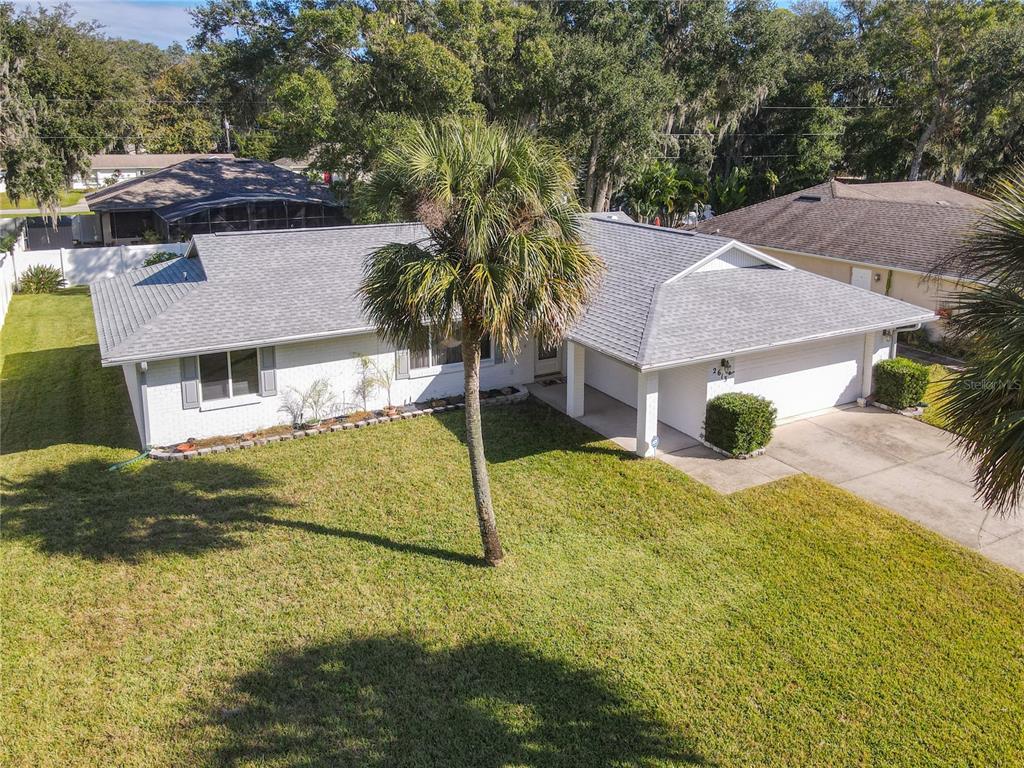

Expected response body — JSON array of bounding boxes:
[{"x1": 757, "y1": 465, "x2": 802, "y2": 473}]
[
  {"x1": 2, "y1": 291, "x2": 1023, "y2": 767},
  {"x1": 918, "y1": 364, "x2": 955, "y2": 431},
  {"x1": 0, "y1": 189, "x2": 89, "y2": 211}
]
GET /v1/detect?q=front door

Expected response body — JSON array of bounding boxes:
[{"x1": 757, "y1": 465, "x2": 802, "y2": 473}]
[{"x1": 535, "y1": 340, "x2": 562, "y2": 376}]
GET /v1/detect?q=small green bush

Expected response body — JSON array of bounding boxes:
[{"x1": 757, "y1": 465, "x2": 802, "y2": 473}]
[
  {"x1": 143, "y1": 251, "x2": 179, "y2": 267},
  {"x1": 704, "y1": 392, "x2": 777, "y2": 456},
  {"x1": 874, "y1": 357, "x2": 930, "y2": 409},
  {"x1": 16, "y1": 264, "x2": 65, "y2": 294}
]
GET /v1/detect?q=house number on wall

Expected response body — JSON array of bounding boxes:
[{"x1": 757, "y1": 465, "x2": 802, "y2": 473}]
[{"x1": 712, "y1": 358, "x2": 735, "y2": 380}]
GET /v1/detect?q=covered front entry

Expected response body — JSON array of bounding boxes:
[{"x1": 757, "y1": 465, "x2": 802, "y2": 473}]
[{"x1": 561, "y1": 333, "x2": 888, "y2": 457}]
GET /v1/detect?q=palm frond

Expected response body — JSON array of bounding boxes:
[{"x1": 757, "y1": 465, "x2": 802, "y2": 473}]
[
  {"x1": 940, "y1": 163, "x2": 1024, "y2": 514},
  {"x1": 359, "y1": 115, "x2": 604, "y2": 357}
]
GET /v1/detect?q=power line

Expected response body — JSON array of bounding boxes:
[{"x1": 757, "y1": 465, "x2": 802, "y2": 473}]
[{"x1": 667, "y1": 132, "x2": 845, "y2": 137}]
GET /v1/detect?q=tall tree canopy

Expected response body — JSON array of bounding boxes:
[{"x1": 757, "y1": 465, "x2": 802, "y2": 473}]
[{"x1": 7, "y1": 0, "x2": 1023, "y2": 218}]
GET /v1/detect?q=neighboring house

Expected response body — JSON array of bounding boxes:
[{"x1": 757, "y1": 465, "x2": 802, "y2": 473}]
[
  {"x1": 273, "y1": 156, "x2": 335, "y2": 185},
  {"x1": 91, "y1": 215, "x2": 934, "y2": 452},
  {"x1": 85, "y1": 157, "x2": 343, "y2": 245},
  {"x1": 695, "y1": 179, "x2": 985, "y2": 337},
  {"x1": 73, "y1": 153, "x2": 236, "y2": 190}
]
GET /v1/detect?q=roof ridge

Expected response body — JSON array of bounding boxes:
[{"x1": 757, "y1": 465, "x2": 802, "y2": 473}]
[
  {"x1": 203, "y1": 221, "x2": 426, "y2": 239},
  {"x1": 98, "y1": 257, "x2": 207, "y2": 359},
  {"x1": 586, "y1": 215, "x2": 729, "y2": 243},
  {"x1": 635, "y1": 278, "x2": 672, "y2": 366}
]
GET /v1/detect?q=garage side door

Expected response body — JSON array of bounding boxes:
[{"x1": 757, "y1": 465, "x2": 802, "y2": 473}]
[{"x1": 734, "y1": 336, "x2": 863, "y2": 420}]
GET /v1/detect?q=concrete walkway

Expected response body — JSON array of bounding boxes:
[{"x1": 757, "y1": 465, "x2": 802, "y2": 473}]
[{"x1": 528, "y1": 380, "x2": 1023, "y2": 573}]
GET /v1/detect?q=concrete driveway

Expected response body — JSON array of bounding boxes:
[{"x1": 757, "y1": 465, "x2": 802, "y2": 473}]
[{"x1": 666, "y1": 406, "x2": 1023, "y2": 573}]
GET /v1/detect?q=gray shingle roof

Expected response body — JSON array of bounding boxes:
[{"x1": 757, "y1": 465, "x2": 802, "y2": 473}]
[
  {"x1": 640, "y1": 267, "x2": 936, "y2": 367},
  {"x1": 694, "y1": 180, "x2": 985, "y2": 277},
  {"x1": 92, "y1": 223, "x2": 426, "y2": 364},
  {"x1": 85, "y1": 157, "x2": 338, "y2": 219},
  {"x1": 91, "y1": 216, "x2": 935, "y2": 368},
  {"x1": 570, "y1": 217, "x2": 935, "y2": 369},
  {"x1": 570, "y1": 218, "x2": 733, "y2": 362}
]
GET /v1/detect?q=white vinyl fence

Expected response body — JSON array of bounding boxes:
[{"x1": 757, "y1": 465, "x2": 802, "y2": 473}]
[
  {"x1": 10, "y1": 242, "x2": 189, "y2": 287},
  {"x1": 0, "y1": 251, "x2": 16, "y2": 330},
  {"x1": 0, "y1": 241, "x2": 189, "y2": 329}
]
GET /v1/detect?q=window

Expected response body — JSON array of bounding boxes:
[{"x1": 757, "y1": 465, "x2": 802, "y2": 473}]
[
  {"x1": 198, "y1": 348, "x2": 260, "y2": 402},
  {"x1": 410, "y1": 329, "x2": 491, "y2": 370}
]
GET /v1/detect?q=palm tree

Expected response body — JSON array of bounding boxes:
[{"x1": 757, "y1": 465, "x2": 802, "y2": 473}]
[
  {"x1": 359, "y1": 118, "x2": 604, "y2": 565},
  {"x1": 939, "y1": 164, "x2": 1024, "y2": 515}
]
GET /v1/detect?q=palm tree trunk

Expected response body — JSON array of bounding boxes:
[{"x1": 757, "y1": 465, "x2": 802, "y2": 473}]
[{"x1": 461, "y1": 332, "x2": 504, "y2": 565}]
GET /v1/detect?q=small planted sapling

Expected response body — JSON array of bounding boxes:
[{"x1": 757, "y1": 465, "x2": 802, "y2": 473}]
[{"x1": 277, "y1": 377, "x2": 338, "y2": 427}]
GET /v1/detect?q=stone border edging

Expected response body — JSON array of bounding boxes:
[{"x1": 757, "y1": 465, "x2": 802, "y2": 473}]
[
  {"x1": 150, "y1": 387, "x2": 530, "y2": 461},
  {"x1": 695, "y1": 436, "x2": 767, "y2": 460}
]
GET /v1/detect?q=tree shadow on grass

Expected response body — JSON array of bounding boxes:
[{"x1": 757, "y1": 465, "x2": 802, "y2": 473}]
[
  {"x1": 203, "y1": 635, "x2": 710, "y2": 767},
  {"x1": 436, "y1": 399, "x2": 640, "y2": 465},
  {"x1": 1, "y1": 345, "x2": 139, "y2": 453},
  {"x1": 2, "y1": 457, "x2": 486, "y2": 566}
]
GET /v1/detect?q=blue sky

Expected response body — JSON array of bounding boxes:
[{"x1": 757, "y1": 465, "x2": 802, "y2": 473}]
[{"x1": 18, "y1": 0, "x2": 197, "y2": 47}]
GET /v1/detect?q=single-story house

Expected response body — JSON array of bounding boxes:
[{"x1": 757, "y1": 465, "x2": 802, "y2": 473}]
[
  {"x1": 695, "y1": 179, "x2": 985, "y2": 338},
  {"x1": 85, "y1": 157, "x2": 343, "y2": 245},
  {"x1": 91, "y1": 215, "x2": 935, "y2": 453},
  {"x1": 72, "y1": 153, "x2": 236, "y2": 190}
]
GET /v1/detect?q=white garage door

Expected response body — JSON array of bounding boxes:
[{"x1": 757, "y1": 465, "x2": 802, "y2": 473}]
[{"x1": 734, "y1": 336, "x2": 863, "y2": 420}]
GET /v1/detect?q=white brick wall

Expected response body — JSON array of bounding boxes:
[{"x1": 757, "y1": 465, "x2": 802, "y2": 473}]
[{"x1": 138, "y1": 331, "x2": 534, "y2": 445}]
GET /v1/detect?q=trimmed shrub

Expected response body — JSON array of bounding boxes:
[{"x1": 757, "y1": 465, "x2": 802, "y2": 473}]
[
  {"x1": 874, "y1": 357, "x2": 930, "y2": 409},
  {"x1": 16, "y1": 264, "x2": 65, "y2": 294},
  {"x1": 143, "y1": 251, "x2": 179, "y2": 267},
  {"x1": 704, "y1": 392, "x2": 777, "y2": 456}
]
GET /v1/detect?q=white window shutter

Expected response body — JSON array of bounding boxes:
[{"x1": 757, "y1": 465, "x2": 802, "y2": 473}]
[
  {"x1": 259, "y1": 346, "x2": 277, "y2": 396},
  {"x1": 180, "y1": 356, "x2": 200, "y2": 409},
  {"x1": 395, "y1": 349, "x2": 410, "y2": 379}
]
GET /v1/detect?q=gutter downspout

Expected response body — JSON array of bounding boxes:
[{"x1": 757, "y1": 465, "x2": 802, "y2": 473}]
[
  {"x1": 139, "y1": 361, "x2": 151, "y2": 449},
  {"x1": 888, "y1": 324, "x2": 922, "y2": 358}
]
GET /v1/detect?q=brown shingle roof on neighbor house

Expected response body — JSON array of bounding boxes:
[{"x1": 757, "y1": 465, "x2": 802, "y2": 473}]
[
  {"x1": 88, "y1": 153, "x2": 234, "y2": 170},
  {"x1": 695, "y1": 179, "x2": 987, "y2": 278},
  {"x1": 85, "y1": 157, "x2": 338, "y2": 220}
]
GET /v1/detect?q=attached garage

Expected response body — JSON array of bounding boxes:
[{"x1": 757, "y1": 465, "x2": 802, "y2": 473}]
[
  {"x1": 732, "y1": 334, "x2": 886, "y2": 421},
  {"x1": 564, "y1": 214, "x2": 936, "y2": 455}
]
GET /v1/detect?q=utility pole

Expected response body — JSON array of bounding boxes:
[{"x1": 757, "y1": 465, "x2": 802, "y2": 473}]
[{"x1": 222, "y1": 115, "x2": 232, "y2": 152}]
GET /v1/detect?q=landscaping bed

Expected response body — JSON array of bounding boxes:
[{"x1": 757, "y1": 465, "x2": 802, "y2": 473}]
[{"x1": 152, "y1": 387, "x2": 528, "y2": 460}]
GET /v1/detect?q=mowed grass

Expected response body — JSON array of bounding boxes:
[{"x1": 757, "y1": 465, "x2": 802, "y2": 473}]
[
  {"x1": 0, "y1": 189, "x2": 88, "y2": 211},
  {"x1": 2, "y1": 292, "x2": 1023, "y2": 767},
  {"x1": 918, "y1": 364, "x2": 956, "y2": 432}
]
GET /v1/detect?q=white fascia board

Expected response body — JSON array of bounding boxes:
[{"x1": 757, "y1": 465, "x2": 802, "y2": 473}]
[
  {"x1": 664, "y1": 240, "x2": 795, "y2": 284},
  {"x1": 638, "y1": 315, "x2": 935, "y2": 373},
  {"x1": 100, "y1": 324, "x2": 380, "y2": 367},
  {"x1": 564, "y1": 334, "x2": 644, "y2": 371}
]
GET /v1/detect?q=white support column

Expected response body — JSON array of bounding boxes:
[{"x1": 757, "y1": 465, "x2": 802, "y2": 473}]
[
  {"x1": 566, "y1": 341, "x2": 586, "y2": 418},
  {"x1": 635, "y1": 371, "x2": 659, "y2": 458},
  {"x1": 861, "y1": 332, "x2": 876, "y2": 399}
]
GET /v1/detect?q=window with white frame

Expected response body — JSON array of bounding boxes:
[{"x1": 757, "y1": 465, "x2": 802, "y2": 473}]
[
  {"x1": 198, "y1": 348, "x2": 259, "y2": 401},
  {"x1": 410, "y1": 329, "x2": 491, "y2": 370}
]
